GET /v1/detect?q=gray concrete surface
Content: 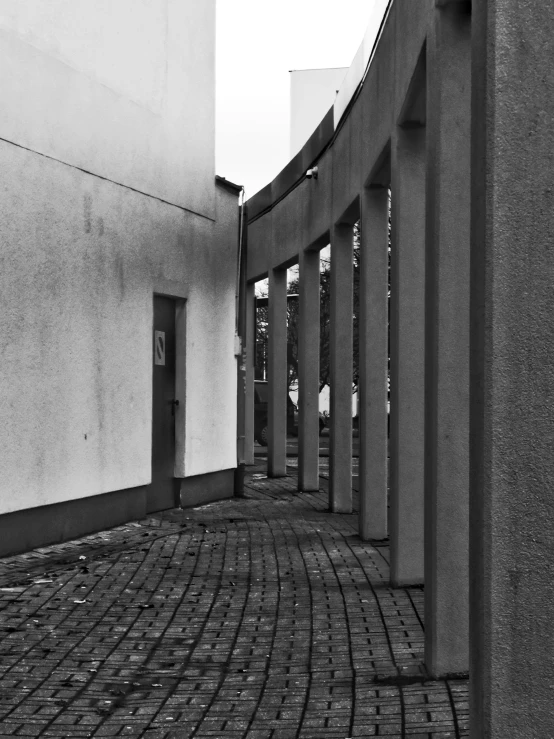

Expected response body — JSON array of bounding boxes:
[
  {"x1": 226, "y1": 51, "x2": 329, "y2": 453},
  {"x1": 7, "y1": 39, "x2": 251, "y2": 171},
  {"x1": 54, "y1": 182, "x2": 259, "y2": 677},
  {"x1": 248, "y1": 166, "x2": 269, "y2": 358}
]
[
  {"x1": 244, "y1": 284, "x2": 256, "y2": 466},
  {"x1": 329, "y1": 224, "x2": 354, "y2": 514},
  {"x1": 470, "y1": 2, "x2": 554, "y2": 736},
  {"x1": 389, "y1": 126, "x2": 426, "y2": 588},
  {"x1": 298, "y1": 248, "x2": 321, "y2": 492},
  {"x1": 358, "y1": 187, "x2": 389, "y2": 542},
  {"x1": 268, "y1": 268, "x2": 288, "y2": 478},
  {"x1": 423, "y1": 3, "x2": 471, "y2": 679}
]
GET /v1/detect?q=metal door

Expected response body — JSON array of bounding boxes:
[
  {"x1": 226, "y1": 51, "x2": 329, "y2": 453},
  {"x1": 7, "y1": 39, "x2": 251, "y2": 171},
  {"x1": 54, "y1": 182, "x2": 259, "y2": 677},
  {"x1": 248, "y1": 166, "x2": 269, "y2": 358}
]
[{"x1": 148, "y1": 296, "x2": 178, "y2": 512}]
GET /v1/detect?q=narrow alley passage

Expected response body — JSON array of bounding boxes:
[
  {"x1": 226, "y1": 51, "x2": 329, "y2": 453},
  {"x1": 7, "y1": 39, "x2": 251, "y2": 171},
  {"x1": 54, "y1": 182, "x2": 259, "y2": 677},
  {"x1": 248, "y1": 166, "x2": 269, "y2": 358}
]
[{"x1": 0, "y1": 465, "x2": 468, "y2": 738}]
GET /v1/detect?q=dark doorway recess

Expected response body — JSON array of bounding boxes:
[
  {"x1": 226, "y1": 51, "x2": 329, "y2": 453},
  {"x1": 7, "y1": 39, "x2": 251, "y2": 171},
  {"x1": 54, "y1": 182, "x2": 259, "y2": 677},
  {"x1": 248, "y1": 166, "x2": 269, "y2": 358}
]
[{"x1": 148, "y1": 295, "x2": 179, "y2": 512}]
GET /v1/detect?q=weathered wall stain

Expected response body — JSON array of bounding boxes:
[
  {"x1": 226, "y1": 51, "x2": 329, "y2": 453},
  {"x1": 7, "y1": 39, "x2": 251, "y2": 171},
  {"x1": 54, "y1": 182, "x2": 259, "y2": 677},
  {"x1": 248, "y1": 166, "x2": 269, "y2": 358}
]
[{"x1": 83, "y1": 193, "x2": 92, "y2": 234}]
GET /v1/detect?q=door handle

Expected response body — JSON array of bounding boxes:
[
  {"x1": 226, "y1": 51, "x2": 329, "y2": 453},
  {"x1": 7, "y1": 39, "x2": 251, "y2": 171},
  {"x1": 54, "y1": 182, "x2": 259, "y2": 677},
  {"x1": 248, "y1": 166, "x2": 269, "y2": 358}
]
[{"x1": 169, "y1": 399, "x2": 180, "y2": 416}]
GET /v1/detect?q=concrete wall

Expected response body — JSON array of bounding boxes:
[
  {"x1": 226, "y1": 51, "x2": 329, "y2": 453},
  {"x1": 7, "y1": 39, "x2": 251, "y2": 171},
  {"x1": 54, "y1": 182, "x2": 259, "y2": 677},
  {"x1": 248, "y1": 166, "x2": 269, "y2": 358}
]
[
  {"x1": 0, "y1": 0, "x2": 238, "y2": 516},
  {"x1": 470, "y1": 1, "x2": 554, "y2": 735},
  {"x1": 333, "y1": 0, "x2": 389, "y2": 127}
]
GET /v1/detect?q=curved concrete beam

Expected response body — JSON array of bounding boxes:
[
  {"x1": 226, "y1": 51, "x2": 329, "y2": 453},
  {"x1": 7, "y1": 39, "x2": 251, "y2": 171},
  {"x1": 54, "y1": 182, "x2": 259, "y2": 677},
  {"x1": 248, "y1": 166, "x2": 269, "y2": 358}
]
[{"x1": 246, "y1": 0, "x2": 430, "y2": 281}]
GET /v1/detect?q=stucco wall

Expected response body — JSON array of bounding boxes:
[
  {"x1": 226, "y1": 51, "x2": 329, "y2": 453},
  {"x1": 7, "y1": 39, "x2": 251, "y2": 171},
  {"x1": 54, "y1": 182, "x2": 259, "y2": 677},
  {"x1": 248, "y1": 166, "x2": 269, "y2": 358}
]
[
  {"x1": 179, "y1": 185, "x2": 239, "y2": 478},
  {"x1": 0, "y1": 141, "x2": 238, "y2": 516},
  {"x1": 0, "y1": 0, "x2": 215, "y2": 218},
  {"x1": 0, "y1": 0, "x2": 238, "y2": 516}
]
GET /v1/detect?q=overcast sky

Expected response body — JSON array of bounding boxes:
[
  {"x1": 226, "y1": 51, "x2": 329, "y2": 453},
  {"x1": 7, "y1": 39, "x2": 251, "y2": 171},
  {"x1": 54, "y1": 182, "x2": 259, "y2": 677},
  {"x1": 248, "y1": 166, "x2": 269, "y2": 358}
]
[{"x1": 215, "y1": 0, "x2": 381, "y2": 198}]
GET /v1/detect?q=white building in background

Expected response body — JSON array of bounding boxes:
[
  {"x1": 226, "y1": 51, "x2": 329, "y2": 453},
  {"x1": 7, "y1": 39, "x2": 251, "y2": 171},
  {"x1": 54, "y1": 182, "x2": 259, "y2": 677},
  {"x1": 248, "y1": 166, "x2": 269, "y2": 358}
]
[
  {"x1": 0, "y1": 1, "x2": 240, "y2": 556},
  {"x1": 289, "y1": 67, "x2": 348, "y2": 158}
]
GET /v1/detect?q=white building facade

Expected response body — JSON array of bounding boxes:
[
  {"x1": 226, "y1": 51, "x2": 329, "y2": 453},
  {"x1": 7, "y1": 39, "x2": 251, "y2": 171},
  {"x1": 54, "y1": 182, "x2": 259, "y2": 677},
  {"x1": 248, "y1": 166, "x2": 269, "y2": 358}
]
[
  {"x1": 0, "y1": 1, "x2": 240, "y2": 555},
  {"x1": 289, "y1": 68, "x2": 347, "y2": 158}
]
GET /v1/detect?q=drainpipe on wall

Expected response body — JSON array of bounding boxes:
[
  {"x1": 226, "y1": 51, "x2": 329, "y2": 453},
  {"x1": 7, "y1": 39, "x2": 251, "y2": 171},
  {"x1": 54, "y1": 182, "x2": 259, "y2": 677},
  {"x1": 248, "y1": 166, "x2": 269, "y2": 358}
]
[{"x1": 234, "y1": 190, "x2": 247, "y2": 497}]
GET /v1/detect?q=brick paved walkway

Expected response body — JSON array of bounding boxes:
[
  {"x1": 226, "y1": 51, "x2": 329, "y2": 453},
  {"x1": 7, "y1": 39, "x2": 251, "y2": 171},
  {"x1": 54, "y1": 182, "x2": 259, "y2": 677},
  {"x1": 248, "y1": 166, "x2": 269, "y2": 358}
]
[{"x1": 0, "y1": 465, "x2": 468, "y2": 738}]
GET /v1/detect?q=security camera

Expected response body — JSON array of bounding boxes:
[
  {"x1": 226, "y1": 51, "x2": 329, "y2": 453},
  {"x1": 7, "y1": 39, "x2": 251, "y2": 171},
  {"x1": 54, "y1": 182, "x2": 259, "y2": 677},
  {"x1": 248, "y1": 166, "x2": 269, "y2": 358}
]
[{"x1": 306, "y1": 166, "x2": 319, "y2": 180}]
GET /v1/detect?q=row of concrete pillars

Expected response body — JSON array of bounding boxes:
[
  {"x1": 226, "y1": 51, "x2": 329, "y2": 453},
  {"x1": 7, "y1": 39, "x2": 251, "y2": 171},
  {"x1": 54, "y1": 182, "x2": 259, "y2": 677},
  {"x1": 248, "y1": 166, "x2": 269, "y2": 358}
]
[
  {"x1": 239, "y1": 2, "x2": 554, "y2": 736},
  {"x1": 241, "y1": 14, "x2": 471, "y2": 684}
]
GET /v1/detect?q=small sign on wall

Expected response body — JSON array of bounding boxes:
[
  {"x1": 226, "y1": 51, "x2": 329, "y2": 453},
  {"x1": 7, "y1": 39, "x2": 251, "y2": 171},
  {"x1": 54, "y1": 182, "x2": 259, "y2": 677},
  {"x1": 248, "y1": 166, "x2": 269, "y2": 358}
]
[{"x1": 154, "y1": 330, "x2": 165, "y2": 365}]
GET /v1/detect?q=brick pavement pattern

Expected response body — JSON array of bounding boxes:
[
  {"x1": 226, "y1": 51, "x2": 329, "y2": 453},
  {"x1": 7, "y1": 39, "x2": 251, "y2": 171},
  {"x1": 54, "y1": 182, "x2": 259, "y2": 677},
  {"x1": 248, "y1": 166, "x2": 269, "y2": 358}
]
[{"x1": 0, "y1": 464, "x2": 468, "y2": 738}]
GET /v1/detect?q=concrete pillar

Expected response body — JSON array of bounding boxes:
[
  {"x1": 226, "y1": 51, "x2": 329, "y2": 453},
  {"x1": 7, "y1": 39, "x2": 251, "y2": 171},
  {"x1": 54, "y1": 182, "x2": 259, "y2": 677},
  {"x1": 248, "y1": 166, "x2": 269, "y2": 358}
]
[
  {"x1": 389, "y1": 126, "x2": 426, "y2": 586},
  {"x1": 244, "y1": 282, "x2": 256, "y2": 465},
  {"x1": 424, "y1": 2, "x2": 471, "y2": 679},
  {"x1": 358, "y1": 187, "x2": 389, "y2": 540},
  {"x1": 470, "y1": 3, "x2": 554, "y2": 736},
  {"x1": 298, "y1": 247, "x2": 320, "y2": 491},
  {"x1": 267, "y1": 267, "x2": 287, "y2": 477},
  {"x1": 329, "y1": 223, "x2": 353, "y2": 513}
]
